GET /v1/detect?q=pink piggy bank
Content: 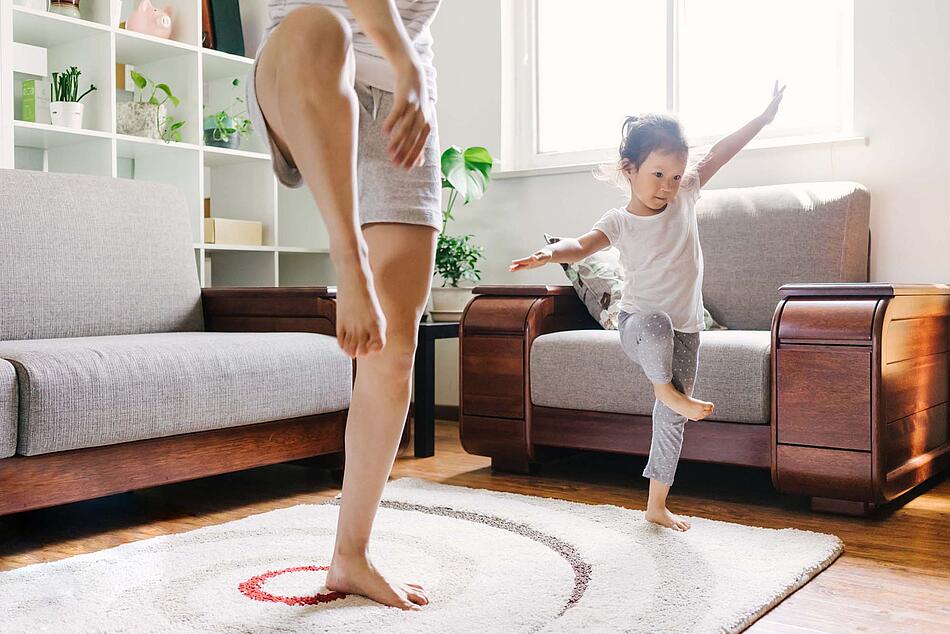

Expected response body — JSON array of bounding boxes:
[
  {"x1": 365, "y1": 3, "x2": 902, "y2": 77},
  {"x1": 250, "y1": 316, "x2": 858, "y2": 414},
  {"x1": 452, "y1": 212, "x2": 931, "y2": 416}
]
[{"x1": 126, "y1": 0, "x2": 175, "y2": 40}]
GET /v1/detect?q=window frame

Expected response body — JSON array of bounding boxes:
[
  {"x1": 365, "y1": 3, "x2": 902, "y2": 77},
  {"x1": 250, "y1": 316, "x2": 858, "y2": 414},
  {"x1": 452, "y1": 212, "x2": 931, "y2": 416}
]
[{"x1": 501, "y1": 0, "x2": 855, "y2": 172}]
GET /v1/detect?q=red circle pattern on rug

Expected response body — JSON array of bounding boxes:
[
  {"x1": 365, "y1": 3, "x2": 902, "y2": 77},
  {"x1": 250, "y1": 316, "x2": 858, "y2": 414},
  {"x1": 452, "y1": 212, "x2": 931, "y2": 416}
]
[{"x1": 239, "y1": 565, "x2": 347, "y2": 606}]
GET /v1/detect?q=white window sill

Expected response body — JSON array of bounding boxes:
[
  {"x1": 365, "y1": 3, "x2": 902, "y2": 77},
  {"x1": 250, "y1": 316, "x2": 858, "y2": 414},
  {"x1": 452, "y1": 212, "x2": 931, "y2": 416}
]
[{"x1": 493, "y1": 134, "x2": 868, "y2": 181}]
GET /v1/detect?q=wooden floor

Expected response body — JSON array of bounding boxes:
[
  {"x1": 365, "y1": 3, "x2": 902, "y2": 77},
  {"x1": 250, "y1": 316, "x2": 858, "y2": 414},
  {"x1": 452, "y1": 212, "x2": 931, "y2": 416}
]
[{"x1": 1, "y1": 421, "x2": 947, "y2": 633}]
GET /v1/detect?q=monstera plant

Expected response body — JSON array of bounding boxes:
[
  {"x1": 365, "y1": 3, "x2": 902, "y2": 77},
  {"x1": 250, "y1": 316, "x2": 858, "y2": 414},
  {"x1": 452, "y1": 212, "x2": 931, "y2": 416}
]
[{"x1": 429, "y1": 145, "x2": 494, "y2": 321}]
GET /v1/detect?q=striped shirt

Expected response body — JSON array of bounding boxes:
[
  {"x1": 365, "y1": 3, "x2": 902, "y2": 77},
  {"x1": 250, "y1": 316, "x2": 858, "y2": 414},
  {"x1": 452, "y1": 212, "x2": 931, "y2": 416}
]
[{"x1": 265, "y1": 0, "x2": 441, "y2": 101}]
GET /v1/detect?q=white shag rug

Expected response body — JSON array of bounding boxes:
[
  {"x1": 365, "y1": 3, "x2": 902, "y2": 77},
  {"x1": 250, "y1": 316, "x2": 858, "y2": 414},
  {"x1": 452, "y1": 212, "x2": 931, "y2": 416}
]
[{"x1": 0, "y1": 478, "x2": 842, "y2": 633}]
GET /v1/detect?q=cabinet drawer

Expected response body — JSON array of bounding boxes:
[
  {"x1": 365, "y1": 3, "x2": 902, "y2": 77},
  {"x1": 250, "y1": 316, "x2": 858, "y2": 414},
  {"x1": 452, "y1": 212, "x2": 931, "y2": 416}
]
[
  {"x1": 461, "y1": 335, "x2": 524, "y2": 419},
  {"x1": 776, "y1": 347, "x2": 871, "y2": 450}
]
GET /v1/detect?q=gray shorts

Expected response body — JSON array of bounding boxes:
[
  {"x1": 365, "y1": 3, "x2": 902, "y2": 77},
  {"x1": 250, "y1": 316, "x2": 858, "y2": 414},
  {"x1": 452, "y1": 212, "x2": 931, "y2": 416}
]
[{"x1": 246, "y1": 31, "x2": 443, "y2": 232}]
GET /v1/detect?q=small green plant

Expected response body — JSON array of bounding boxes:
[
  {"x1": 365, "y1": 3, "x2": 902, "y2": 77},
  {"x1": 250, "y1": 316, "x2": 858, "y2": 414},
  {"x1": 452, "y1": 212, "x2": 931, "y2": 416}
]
[
  {"x1": 129, "y1": 69, "x2": 184, "y2": 144},
  {"x1": 435, "y1": 146, "x2": 493, "y2": 287},
  {"x1": 203, "y1": 78, "x2": 253, "y2": 144},
  {"x1": 129, "y1": 70, "x2": 180, "y2": 108},
  {"x1": 51, "y1": 66, "x2": 97, "y2": 103}
]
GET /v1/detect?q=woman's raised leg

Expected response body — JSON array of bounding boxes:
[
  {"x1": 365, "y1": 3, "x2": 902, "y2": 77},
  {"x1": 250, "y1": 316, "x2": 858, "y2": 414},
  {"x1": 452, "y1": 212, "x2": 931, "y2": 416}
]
[{"x1": 254, "y1": 6, "x2": 385, "y2": 358}]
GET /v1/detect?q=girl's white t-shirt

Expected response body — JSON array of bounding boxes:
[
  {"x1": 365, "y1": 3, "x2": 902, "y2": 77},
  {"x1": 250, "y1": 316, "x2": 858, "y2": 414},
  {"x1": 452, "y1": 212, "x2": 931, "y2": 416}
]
[{"x1": 591, "y1": 168, "x2": 705, "y2": 333}]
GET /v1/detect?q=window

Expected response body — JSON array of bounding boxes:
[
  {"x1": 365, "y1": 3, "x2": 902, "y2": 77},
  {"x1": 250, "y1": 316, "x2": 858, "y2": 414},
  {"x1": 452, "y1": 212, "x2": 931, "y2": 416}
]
[{"x1": 502, "y1": 0, "x2": 854, "y2": 171}]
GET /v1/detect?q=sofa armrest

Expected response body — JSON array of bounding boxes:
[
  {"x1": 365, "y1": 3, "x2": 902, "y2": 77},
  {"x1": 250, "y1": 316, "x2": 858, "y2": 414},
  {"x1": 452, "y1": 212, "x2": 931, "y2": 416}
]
[
  {"x1": 771, "y1": 281, "x2": 950, "y2": 513},
  {"x1": 201, "y1": 286, "x2": 337, "y2": 337},
  {"x1": 779, "y1": 282, "x2": 950, "y2": 298},
  {"x1": 459, "y1": 283, "x2": 599, "y2": 469},
  {"x1": 472, "y1": 284, "x2": 578, "y2": 297}
]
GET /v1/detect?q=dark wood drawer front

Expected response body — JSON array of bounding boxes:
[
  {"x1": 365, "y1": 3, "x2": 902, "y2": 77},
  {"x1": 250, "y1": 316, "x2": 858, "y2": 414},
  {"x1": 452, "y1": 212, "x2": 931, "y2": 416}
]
[
  {"x1": 777, "y1": 347, "x2": 871, "y2": 451},
  {"x1": 459, "y1": 414, "x2": 527, "y2": 458},
  {"x1": 778, "y1": 299, "x2": 878, "y2": 341},
  {"x1": 775, "y1": 445, "x2": 873, "y2": 500},
  {"x1": 461, "y1": 336, "x2": 524, "y2": 419}
]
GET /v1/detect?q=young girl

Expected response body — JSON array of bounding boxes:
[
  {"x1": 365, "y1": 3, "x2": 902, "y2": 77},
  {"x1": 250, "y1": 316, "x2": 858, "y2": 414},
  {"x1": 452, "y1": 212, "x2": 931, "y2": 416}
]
[{"x1": 510, "y1": 82, "x2": 785, "y2": 531}]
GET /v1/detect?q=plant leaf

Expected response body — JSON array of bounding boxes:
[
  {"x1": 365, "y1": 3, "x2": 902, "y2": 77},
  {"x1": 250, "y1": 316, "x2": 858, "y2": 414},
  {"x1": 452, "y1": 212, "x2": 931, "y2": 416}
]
[
  {"x1": 130, "y1": 70, "x2": 147, "y2": 90},
  {"x1": 440, "y1": 145, "x2": 495, "y2": 205}
]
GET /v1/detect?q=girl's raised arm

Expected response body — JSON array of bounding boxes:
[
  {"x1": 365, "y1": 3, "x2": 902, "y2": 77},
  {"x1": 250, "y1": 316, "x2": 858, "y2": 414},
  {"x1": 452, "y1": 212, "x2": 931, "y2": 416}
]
[{"x1": 696, "y1": 81, "x2": 786, "y2": 187}]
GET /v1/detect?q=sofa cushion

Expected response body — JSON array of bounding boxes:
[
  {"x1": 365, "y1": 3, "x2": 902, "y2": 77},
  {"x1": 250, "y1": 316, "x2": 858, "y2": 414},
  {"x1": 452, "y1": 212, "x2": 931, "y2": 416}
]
[
  {"x1": 0, "y1": 332, "x2": 352, "y2": 456},
  {"x1": 530, "y1": 329, "x2": 771, "y2": 425},
  {"x1": 0, "y1": 360, "x2": 16, "y2": 458},
  {"x1": 0, "y1": 169, "x2": 203, "y2": 341},
  {"x1": 697, "y1": 182, "x2": 870, "y2": 330}
]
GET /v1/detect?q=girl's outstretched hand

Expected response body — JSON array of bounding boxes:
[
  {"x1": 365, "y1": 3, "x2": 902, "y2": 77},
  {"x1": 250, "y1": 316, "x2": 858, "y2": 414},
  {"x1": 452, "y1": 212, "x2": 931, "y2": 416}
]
[
  {"x1": 509, "y1": 247, "x2": 553, "y2": 272},
  {"x1": 759, "y1": 80, "x2": 786, "y2": 125}
]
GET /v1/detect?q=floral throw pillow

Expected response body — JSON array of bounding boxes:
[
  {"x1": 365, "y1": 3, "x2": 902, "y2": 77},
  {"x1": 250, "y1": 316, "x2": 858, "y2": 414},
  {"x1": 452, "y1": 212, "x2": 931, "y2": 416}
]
[{"x1": 543, "y1": 233, "x2": 727, "y2": 331}]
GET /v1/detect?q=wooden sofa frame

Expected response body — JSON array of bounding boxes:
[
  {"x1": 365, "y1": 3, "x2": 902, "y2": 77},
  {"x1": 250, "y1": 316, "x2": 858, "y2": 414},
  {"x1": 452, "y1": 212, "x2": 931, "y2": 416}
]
[{"x1": 459, "y1": 283, "x2": 950, "y2": 515}]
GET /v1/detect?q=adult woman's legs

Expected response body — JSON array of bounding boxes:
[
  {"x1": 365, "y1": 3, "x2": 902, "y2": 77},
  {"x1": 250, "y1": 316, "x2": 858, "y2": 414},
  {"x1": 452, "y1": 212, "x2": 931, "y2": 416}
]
[
  {"x1": 254, "y1": 6, "x2": 385, "y2": 358},
  {"x1": 325, "y1": 222, "x2": 438, "y2": 610}
]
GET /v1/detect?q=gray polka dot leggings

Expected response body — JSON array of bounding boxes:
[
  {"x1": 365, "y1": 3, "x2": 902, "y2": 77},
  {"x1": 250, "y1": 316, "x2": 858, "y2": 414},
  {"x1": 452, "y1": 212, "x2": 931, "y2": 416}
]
[{"x1": 618, "y1": 309, "x2": 700, "y2": 486}]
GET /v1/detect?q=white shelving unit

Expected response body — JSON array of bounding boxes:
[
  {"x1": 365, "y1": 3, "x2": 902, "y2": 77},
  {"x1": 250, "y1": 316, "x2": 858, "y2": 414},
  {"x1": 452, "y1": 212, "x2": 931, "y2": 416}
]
[{"x1": 0, "y1": 0, "x2": 333, "y2": 289}]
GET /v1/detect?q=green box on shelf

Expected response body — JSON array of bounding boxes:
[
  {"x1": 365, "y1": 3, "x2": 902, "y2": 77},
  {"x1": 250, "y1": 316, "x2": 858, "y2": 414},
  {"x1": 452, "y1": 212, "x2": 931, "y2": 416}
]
[{"x1": 21, "y1": 78, "x2": 51, "y2": 124}]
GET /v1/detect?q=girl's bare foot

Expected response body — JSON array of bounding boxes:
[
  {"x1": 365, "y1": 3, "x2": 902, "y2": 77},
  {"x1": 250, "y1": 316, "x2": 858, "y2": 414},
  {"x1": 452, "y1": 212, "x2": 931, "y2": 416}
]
[
  {"x1": 332, "y1": 249, "x2": 387, "y2": 358},
  {"x1": 653, "y1": 383, "x2": 714, "y2": 421},
  {"x1": 326, "y1": 553, "x2": 428, "y2": 610},
  {"x1": 645, "y1": 506, "x2": 691, "y2": 531}
]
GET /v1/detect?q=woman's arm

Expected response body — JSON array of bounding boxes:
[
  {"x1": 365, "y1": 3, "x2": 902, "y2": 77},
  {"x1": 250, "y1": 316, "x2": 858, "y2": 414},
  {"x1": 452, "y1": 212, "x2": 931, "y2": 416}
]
[
  {"x1": 509, "y1": 230, "x2": 611, "y2": 272},
  {"x1": 345, "y1": 0, "x2": 432, "y2": 169},
  {"x1": 696, "y1": 81, "x2": 786, "y2": 187}
]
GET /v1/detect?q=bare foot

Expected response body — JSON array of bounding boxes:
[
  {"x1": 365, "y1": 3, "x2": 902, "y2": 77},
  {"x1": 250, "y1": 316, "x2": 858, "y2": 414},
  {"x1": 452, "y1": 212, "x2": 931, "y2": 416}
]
[
  {"x1": 332, "y1": 249, "x2": 387, "y2": 358},
  {"x1": 645, "y1": 506, "x2": 691, "y2": 531},
  {"x1": 326, "y1": 554, "x2": 428, "y2": 610},
  {"x1": 654, "y1": 384, "x2": 715, "y2": 421}
]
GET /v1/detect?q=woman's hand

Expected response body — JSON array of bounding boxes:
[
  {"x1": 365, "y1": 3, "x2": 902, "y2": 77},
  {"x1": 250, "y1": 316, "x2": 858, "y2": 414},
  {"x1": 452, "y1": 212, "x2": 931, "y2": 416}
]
[
  {"x1": 509, "y1": 247, "x2": 553, "y2": 272},
  {"x1": 759, "y1": 80, "x2": 786, "y2": 125},
  {"x1": 383, "y1": 56, "x2": 432, "y2": 170}
]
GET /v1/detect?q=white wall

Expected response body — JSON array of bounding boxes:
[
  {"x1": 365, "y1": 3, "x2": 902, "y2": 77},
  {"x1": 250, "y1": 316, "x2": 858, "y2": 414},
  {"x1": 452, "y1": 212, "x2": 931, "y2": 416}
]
[{"x1": 429, "y1": 0, "x2": 950, "y2": 408}]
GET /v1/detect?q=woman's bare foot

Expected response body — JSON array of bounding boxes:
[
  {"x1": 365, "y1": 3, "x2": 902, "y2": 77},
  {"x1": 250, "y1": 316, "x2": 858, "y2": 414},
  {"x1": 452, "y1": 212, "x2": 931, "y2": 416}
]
[
  {"x1": 326, "y1": 553, "x2": 429, "y2": 610},
  {"x1": 645, "y1": 506, "x2": 691, "y2": 531},
  {"x1": 653, "y1": 383, "x2": 714, "y2": 421},
  {"x1": 332, "y1": 249, "x2": 387, "y2": 358}
]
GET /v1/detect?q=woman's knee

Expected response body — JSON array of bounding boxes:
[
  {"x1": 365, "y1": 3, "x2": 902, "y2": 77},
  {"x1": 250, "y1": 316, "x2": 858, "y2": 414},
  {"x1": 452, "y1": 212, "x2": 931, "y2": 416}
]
[
  {"x1": 273, "y1": 6, "x2": 352, "y2": 77},
  {"x1": 363, "y1": 326, "x2": 419, "y2": 379}
]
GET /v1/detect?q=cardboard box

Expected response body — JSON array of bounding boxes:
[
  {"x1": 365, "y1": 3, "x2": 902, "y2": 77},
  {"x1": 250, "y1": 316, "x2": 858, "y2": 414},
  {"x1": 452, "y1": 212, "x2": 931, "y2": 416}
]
[
  {"x1": 204, "y1": 217, "x2": 263, "y2": 246},
  {"x1": 21, "y1": 78, "x2": 51, "y2": 124},
  {"x1": 116, "y1": 63, "x2": 136, "y2": 92}
]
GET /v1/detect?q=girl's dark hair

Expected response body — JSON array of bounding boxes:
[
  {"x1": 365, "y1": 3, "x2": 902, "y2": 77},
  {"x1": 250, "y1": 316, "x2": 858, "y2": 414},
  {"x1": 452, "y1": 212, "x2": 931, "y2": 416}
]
[
  {"x1": 619, "y1": 113, "x2": 689, "y2": 169},
  {"x1": 595, "y1": 112, "x2": 690, "y2": 190}
]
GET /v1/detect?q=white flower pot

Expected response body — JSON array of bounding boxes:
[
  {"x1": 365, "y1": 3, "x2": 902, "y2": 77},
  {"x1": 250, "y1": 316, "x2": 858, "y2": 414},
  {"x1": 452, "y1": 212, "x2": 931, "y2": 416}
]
[
  {"x1": 116, "y1": 102, "x2": 166, "y2": 139},
  {"x1": 49, "y1": 101, "x2": 83, "y2": 128},
  {"x1": 429, "y1": 286, "x2": 473, "y2": 322}
]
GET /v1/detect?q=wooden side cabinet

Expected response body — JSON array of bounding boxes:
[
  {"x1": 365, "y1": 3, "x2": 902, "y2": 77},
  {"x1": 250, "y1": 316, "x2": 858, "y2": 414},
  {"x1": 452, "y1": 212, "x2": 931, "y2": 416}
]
[{"x1": 771, "y1": 283, "x2": 950, "y2": 515}]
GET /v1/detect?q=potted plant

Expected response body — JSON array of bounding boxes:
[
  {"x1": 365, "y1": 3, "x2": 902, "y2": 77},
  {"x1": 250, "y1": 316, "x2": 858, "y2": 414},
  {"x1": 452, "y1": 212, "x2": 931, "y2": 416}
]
[
  {"x1": 116, "y1": 69, "x2": 182, "y2": 141},
  {"x1": 49, "y1": 66, "x2": 96, "y2": 129},
  {"x1": 430, "y1": 145, "x2": 493, "y2": 321},
  {"x1": 203, "y1": 78, "x2": 253, "y2": 149}
]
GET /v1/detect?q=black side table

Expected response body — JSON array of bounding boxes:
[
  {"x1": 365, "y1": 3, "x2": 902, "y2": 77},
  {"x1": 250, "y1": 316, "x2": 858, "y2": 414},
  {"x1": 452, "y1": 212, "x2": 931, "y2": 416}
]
[{"x1": 413, "y1": 320, "x2": 459, "y2": 457}]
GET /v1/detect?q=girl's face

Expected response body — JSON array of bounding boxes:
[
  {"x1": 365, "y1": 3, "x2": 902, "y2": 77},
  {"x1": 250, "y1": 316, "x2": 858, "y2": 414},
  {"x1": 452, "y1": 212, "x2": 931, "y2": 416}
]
[{"x1": 623, "y1": 150, "x2": 688, "y2": 211}]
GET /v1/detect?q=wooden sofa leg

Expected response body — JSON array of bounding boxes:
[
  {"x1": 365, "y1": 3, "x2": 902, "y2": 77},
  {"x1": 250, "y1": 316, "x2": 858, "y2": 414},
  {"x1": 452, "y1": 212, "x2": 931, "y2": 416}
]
[
  {"x1": 811, "y1": 497, "x2": 876, "y2": 516},
  {"x1": 491, "y1": 455, "x2": 536, "y2": 475}
]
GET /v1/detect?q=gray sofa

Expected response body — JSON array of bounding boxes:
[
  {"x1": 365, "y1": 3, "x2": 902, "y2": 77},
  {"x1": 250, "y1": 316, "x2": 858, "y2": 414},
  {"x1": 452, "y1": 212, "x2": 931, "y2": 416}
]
[
  {"x1": 528, "y1": 181, "x2": 871, "y2": 424},
  {"x1": 0, "y1": 168, "x2": 353, "y2": 515}
]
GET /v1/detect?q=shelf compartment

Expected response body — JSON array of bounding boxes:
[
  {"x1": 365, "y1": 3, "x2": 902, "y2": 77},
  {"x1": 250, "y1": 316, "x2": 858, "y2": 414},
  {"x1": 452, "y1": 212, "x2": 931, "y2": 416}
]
[
  {"x1": 202, "y1": 48, "x2": 254, "y2": 83},
  {"x1": 206, "y1": 250, "x2": 277, "y2": 287},
  {"x1": 14, "y1": 121, "x2": 112, "y2": 148},
  {"x1": 12, "y1": 6, "x2": 110, "y2": 47},
  {"x1": 279, "y1": 252, "x2": 335, "y2": 287}
]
